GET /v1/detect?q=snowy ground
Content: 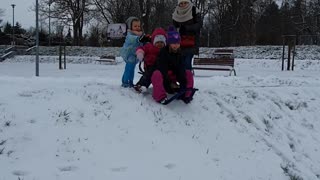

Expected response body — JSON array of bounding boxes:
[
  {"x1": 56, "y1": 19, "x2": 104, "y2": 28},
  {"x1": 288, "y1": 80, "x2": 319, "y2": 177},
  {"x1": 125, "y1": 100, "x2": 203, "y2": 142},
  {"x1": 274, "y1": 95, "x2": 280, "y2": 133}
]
[
  {"x1": 1, "y1": 54, "x2": 320, "y2": 180},
  {"x1": 2, "y1": 45, "x2": 320, "y2": 60}
]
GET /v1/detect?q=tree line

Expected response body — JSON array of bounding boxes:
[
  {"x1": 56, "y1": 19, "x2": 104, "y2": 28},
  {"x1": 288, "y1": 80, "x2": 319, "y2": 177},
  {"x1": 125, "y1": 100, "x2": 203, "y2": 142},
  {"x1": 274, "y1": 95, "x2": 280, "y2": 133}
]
[
  {"x1": 206, "y1": 0, "x2": 320, "y2": 46},
  {"x1": 1, "y1": 0, "x2": 320, "y2": 47}
]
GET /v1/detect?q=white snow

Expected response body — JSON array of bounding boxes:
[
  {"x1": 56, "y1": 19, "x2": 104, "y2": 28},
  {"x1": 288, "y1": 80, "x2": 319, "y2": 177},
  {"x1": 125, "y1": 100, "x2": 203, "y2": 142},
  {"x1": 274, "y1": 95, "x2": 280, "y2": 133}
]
[{"x1": 0, "y1": 48, "x2": 320, "y2": 180}]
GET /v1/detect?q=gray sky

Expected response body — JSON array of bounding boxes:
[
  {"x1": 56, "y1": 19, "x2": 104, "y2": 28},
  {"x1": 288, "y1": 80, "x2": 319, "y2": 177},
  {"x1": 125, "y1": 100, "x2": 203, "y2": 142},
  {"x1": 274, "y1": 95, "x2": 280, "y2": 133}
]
[
  {"x1": 1, "y1": 0, "x2": 285, "y2": 30},
  {"x1": 1, "y1": 0, "x2": 35, "y2": 29}
]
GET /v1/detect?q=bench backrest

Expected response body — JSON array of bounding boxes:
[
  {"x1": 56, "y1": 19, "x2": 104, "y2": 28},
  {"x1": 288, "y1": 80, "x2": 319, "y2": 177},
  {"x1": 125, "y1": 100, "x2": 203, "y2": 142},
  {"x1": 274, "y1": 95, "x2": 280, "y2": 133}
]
[
  {"x1": 193, "y1": 58, "x2": 234, "y2": 67},
  {"x1": 100, "y1": 55, "x2": 115, "y2": 59},
  {"x1": 193, "y1": 48, "x2": 235, "y2": 66},
  {"x1": 213, "y1": 49, "x2": 234, "y2": 58},
  {"x1": 214, "y1": 49, "x2": 233, "y2": 54}
]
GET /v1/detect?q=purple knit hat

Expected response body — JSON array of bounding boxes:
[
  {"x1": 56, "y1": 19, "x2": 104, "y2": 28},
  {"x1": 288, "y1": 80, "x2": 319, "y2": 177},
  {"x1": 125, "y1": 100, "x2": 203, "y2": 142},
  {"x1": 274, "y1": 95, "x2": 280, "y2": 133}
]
[{"x1": 166, "y1": 26, "x2": 181, "y2": 44}]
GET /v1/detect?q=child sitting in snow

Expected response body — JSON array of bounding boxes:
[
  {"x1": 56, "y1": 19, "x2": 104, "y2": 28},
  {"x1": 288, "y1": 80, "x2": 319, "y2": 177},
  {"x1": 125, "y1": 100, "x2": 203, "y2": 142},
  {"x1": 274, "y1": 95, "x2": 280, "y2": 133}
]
[
  {"x1": 120, "y1": 16, "x2": 143, "y2": 88},
  {"x1": 134, "y1": 28, "x2": 167, "y2": 93},
  {"x1": 151, "y1": 26, "x2": 194, "y2": 104}
]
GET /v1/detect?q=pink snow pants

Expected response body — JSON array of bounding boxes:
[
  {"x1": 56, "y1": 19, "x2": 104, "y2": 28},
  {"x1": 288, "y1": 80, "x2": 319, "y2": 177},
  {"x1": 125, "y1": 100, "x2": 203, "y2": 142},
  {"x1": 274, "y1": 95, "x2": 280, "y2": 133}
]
[{"x1": 151, "y1": 70, "x2": 194, "y2": 102}]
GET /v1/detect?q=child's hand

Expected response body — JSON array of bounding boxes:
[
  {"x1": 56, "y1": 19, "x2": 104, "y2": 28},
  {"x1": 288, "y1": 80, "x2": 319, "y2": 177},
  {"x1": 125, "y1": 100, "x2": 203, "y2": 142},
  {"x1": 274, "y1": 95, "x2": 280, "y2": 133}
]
[
  {"x1": 129, "y1": 30, "x2": 143, "y2": 36},
  {"x1": 137, "y1": 52, "x2": 144, "y2": 61},
  {"x1": 136, "y1": 49, "x2": 144, "y2": 61}
]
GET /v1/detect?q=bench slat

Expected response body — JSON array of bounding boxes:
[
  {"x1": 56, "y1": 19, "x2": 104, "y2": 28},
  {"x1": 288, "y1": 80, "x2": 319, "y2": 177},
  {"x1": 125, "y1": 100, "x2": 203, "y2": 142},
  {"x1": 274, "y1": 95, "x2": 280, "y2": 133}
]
[
  {"x1": 100, "y1": 55, "x2": 115, "y2": 59},
  {"x1": 193, "y1": 67, "x2": 233, "y2": 71},
  {"x1": 194, "y1": 58, "x2": 234, "y2": 66},
  {"x1": 193, "y1": 58, "x2": 234, "y2": 63},
  {"x1": 194, "y1": 63, "x2": 234, "y2": 66},
  {"x1": 96, "y1": 59, "x2": 115, "y2": 62},
  {"x1": 192, "y1": 49, "x2": 236, "y2": 76},
  {"x1": 96, "y1": 57, "x2": 117, "y2": 64}
]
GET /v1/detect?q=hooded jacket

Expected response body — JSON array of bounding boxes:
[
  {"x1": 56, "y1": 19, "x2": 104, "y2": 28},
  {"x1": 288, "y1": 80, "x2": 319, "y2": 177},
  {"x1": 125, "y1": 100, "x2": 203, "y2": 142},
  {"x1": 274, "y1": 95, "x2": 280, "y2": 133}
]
[
  {"x1": 136, "y1": 28, "x2": 167, "y2": 66},
  {"x1": 155, "y1": 46, "x2": 187, "y2": 89}
]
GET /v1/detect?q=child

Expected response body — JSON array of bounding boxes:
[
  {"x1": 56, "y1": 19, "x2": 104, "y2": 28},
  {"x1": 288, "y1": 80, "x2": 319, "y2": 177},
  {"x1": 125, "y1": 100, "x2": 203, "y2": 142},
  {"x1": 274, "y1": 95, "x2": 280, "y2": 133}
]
[
  {"x1": 150, "y1": 26, "x2": 194, "y2": 104},
  {"x1": 120, "y1": 16, "x2": 143, "y2": 87},
  {"x1": 134, "y1": 27, "x2": 167, "y2": 93}
]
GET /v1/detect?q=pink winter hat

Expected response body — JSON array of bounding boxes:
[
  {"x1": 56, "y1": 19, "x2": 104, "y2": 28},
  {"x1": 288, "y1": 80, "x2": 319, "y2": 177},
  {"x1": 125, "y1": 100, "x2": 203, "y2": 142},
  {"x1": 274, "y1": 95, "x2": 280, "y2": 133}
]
[{"x1": 151, "y1": 28, "x2": 167, "y2": 46}]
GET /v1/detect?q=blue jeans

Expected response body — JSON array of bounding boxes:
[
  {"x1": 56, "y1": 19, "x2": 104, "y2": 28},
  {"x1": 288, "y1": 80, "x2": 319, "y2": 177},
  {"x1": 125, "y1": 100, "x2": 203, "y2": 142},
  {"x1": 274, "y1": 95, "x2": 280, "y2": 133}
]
[{"x1": 122, "y1": 61, "x2": 136, "y2": 87}]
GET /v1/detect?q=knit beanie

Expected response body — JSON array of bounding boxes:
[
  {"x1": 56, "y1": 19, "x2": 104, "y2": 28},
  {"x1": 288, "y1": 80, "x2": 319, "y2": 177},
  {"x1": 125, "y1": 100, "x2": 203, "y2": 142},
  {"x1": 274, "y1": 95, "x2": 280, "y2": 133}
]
[
  {"x1": 178, "y1": 0, "x2": 191, "y2": 4},
  {"x1": 153, "y1": 35, "x2": 166, "y2": 46},
  {"x1": 150, "y1": 28, "x2": 167, "y2": 46},
  {"x1": 125, "y1": 16, "x2": 140, "y2": 30},
  {"x1": 166, "y1": 26, "x2": 181, "y2": 44}
]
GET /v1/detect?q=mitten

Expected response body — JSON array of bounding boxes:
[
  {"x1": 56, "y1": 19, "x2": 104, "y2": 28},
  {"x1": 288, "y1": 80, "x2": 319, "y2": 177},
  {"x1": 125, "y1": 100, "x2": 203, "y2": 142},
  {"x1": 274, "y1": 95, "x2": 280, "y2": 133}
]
[
  {"x1": 137, "y1": 52, "x2": 144, "y2": 61},
  {"x1": 136, "y1": 49, "x2": 144, "y2": 61},
  {"x1": 182, "y1": 96, "x2": 193, "y2": 104},
  {"x1": 139, "y1": 34, "x2": 151, "y2": 43}
]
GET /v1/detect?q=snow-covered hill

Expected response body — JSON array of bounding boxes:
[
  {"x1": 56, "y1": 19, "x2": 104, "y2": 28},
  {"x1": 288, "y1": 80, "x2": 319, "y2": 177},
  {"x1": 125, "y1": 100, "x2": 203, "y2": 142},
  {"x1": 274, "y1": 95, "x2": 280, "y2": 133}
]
[{"x1": 0, "y1": 55, "x2": 320, "y2": 180}]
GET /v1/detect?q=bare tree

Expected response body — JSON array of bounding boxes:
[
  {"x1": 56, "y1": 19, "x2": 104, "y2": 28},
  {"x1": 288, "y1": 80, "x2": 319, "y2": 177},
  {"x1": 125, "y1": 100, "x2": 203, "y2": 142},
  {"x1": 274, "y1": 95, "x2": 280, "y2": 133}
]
[
  {"x1": 147, "y1": 0, "x2": 176, "y2": 32},
  {"x1": 138, "y1": 0, "x2": 151, "y2": 32},
  {"x1": 92, "y1": 0, "x2": 139, "y2": 24},
  {"x1": 92, "y1": 0, "x2": 178, "y2": 33},
  {"x1": 38, "y1": 0, "x2": 92, "y2": 46},
  {"x1": 0, "y1": 8, "x2": 5, "y2": 26},
  {"x1": 307, "y1": 0, "x2": 320, "y2": 35},
  {"x1": 193, "y1": 0, "x2": 209, "y2": 21}
]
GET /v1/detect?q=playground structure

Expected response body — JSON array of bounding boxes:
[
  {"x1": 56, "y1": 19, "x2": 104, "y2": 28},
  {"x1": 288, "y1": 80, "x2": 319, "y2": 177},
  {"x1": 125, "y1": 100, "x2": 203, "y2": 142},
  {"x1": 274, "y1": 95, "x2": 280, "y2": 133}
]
[
  {"x1": 281, "y1": 1, "x2": 319, "y2": 71},
  {"x1": 58, "y1": 44, "x2": 66, "y2": 69},
  {"x1": 0, "y1": 45, "x2": 35, "y2": 62},
  {"x1": 281, "y1": 34, "x2": 320, "y2": 71},
  {"x1": 282, "y1": 35, "x2": 296, "y2": 71}
]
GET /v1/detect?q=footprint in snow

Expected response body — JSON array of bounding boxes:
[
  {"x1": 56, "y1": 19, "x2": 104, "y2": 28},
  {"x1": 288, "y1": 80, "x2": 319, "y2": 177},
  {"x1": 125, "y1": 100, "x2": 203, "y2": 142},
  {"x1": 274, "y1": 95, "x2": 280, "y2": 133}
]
[
  {"x1": 12, "y1": 170, "x2": 28, "y2": 176},
  {"x1": 164, "y1": 163, "x2": 176, "y2": 169},
  {"x1": 110, "y1": 166, "x2": 128, "y2": 172},
  {"x1": 58, "y1": 166, "x2": 78, "y2": 172}
]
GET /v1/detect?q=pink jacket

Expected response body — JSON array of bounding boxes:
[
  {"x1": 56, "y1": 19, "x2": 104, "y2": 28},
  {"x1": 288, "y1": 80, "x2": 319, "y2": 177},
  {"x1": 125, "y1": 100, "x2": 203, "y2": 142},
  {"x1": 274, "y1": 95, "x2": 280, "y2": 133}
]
[{"x1": 136, "y1": 28, "x2": 167, "y2": 66}]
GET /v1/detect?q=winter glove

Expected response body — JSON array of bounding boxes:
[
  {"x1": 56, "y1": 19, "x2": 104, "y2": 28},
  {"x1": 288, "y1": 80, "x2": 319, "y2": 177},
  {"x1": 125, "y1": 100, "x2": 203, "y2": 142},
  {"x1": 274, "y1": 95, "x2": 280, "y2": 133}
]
[
  {"x1": 139, "y1": 34, "x2": 151, "y2": 43},
  {"x1": 182, "y1": 96, "x2": 193, "y2": 104},
  {"x1": 136, "y1": 49, "x2": 145, "y2": 62}
]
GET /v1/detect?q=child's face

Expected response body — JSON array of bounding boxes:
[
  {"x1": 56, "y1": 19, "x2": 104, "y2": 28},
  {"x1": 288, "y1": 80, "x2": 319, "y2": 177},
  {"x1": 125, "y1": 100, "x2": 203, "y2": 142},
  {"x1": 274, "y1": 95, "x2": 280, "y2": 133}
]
[
  {"x1": 131, "y1": 21, "x2": 141, "y2": 31},
  {"x1": 169, "y1": 43, "x2": 180, "y2": 51},
  {"x1": 155, "y1": 42, "x2": 165, "y2": 49}
]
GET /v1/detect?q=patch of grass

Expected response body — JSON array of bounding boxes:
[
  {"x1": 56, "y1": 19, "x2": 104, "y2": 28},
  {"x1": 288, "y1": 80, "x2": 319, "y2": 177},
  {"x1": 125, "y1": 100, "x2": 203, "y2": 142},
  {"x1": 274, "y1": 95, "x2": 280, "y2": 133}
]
[
  {"x1": 0, "y1": 147, "x2": 5, "y2": 155},
  {"x1": 4, "y1": 121, "x2": 11, "y2": 127},
  {"x1": 57, "y1": 110, "x2": 71, "y2": 123},
  {"x1": 244, "y1": 115, "x2": 253, "y2": 124},
  {"x1": 263, "y1": 118, "x2": 273, "y2": 132},
  {"x1": 0, "y1": 140, "x2": 6, "y2": 145},
  {"x1": 281, "y1": 163, "x2": 303, "y2": 180},
  {"x1": 289, "y1": 143, "x2": 295, "y2": 151},
  {"x1": 289, "y1": 175, "x2": 303, "y2": 180},
  {"x1": 285, "y1": 101, "x2": 308, "y2": 111},
  {"x1": 7, "y1": 150, "x2": 14, "y2": 157}
]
